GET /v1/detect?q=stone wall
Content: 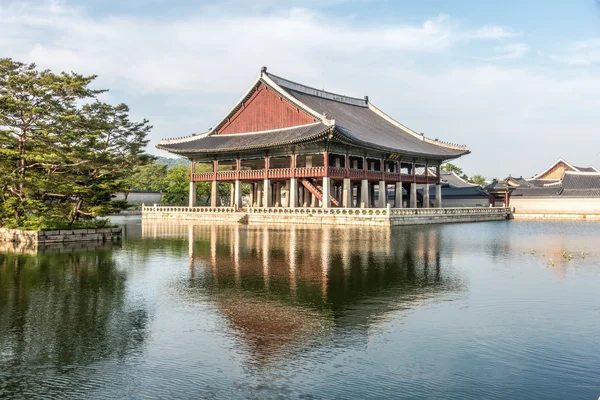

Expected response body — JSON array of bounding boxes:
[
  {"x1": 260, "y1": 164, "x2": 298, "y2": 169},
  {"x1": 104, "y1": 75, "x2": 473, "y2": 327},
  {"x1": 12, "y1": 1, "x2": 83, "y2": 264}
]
[
  {"x1": 0, "y1": 227, "x2": 122, "y2": 245},
  {"x1": 512, "y1": 197, "x2": 600, "y2": 219}
]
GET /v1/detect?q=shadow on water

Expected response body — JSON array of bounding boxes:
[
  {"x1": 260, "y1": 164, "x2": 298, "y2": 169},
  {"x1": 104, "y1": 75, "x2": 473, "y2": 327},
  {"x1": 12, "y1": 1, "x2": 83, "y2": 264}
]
[
  {"x1": 0, "y1": 243, "x2": 149, "y2": 398},
  {"x1": 140, "y1": 222, "x2": 467, "y2": 368}
]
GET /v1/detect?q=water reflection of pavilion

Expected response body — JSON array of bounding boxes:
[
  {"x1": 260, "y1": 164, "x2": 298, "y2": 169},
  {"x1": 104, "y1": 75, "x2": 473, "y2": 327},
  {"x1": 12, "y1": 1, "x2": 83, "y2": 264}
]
[{"x1": 142, "y1": 222, "x2": 465, "y2": 366}]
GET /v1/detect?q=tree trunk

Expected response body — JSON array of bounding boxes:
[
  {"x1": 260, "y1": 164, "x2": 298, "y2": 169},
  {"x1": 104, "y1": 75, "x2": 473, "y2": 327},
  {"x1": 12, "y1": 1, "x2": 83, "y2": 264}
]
[{"x1": 69, "y1": 198, "x2": 83, "y2": 225}]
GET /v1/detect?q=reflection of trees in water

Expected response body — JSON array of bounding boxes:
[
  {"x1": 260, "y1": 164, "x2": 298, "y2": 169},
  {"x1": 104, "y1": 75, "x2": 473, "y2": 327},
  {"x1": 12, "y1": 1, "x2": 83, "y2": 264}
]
[
  {"x1": 141, "y1": 222, "x2": 466, "y2": 367},
  {"x1": 0, "y1": 249, "x2": 148, "y2": 396}
]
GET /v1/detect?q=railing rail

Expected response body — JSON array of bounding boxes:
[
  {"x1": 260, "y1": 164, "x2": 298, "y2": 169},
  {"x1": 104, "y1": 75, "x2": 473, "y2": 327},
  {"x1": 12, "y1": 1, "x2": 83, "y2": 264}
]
[
  {"x1": 247, "y1": 206, "x2": 391, "y2": 217},
  {"x1": 327, "y1": 167, "x2": 347, "y2": 178},
  {"x1": 389, "y1": 207, "x2": 511, "y2": 216},
  {"x1": 142, "y1": 205, "x2": 238, "y2": 213},
  {"x1": 295, "y1": 166, "x2": 326, "y2": 178}
]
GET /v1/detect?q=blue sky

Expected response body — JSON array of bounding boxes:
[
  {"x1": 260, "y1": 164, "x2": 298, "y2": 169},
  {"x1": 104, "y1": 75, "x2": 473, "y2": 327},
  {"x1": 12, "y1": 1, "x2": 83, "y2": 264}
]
[{"x1": 2, "y1": 0, "x2": 600, "y2": 178}]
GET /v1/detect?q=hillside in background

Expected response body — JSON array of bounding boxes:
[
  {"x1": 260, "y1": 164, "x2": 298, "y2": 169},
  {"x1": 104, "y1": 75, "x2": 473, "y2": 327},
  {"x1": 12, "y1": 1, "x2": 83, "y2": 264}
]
[{"x1": 155, "y1": 155, "x2": 190, "y2": 168}]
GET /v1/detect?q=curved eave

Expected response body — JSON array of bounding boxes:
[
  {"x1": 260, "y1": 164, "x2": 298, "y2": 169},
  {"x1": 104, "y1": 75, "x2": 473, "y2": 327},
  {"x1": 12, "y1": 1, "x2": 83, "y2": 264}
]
[
  {"x1": 330, "y1": 129, "x2": 470, "y2": 162},
  {"x1": 156, "y1": 127, "x2": 332, "y2": 157}
]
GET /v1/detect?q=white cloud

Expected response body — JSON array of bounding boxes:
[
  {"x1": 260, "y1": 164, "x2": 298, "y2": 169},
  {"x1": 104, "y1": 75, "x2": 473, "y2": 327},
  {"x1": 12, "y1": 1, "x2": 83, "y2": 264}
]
[
  {"x1": 1, "y1": 1, "x2": 600, "y2": 178},
  {"x1": 476, "y1": 43, "x2": 529, "y2": 61},
  {"x1": 468, "y1": 25, "x2": 517, "y2": 40},
  {"x1": 554, "y1": 39, "x2": 600, "y2": 65}
]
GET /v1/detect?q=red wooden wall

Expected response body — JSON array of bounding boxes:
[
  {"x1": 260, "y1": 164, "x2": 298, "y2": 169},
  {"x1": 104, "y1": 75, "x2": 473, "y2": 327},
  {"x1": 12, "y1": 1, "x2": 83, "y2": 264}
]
[{"x1": 216, "y1": 83, "x2": 315, "y2": 134}]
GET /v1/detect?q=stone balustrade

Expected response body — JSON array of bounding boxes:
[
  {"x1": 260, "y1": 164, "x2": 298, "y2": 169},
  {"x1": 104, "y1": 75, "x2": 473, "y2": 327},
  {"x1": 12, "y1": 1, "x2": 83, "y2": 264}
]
[{"x1": 141, "y1": 203, "x2": 511, "y2": 226}]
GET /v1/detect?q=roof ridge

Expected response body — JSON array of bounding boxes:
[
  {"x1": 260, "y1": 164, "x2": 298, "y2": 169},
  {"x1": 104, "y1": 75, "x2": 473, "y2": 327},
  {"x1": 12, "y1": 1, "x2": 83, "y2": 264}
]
[
  {"x1": 267, "y1": 72, "x2": 368, "y2": 107},
  {"x1": 159, "y1": 131, "x2": 210, "y2": 145},
  {"x1": 563, "y1": 170, "x2": 600, "y2": 176}
]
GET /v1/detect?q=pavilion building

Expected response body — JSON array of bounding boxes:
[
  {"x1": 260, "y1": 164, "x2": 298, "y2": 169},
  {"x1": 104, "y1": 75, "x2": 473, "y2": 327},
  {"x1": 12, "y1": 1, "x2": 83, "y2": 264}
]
[{"x1": 157, "y1": 67, "x2": 470, "y2": 210}]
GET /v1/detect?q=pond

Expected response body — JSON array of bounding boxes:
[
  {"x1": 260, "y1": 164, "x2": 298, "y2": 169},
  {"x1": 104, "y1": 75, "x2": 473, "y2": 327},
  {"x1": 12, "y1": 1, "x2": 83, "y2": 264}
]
[{"x1": 1, "y1": 218, "x2": 599, "y2": 399}]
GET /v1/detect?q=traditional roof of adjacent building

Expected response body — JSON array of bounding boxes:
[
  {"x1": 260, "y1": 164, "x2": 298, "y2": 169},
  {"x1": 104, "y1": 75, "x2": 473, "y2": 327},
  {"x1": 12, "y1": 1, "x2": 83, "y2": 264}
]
[
  {"x1": 559, "y1": 171, "x2": 600, "y2": 197},
  {"x1": 439, "y1": 171, "x2": 476, "y2": 188},
  {"x1": 529, "y1": 158, "x2": 599, "y2": 181},
  {"x1": 512, "y1": 187, "x2": 562, "y2": 197},
  {"x1": 425, "y1": 185, "x2": 488, "y2": 199},
  {"x1": 158, "y1": 67, "x2": 470, "y2": 160}
]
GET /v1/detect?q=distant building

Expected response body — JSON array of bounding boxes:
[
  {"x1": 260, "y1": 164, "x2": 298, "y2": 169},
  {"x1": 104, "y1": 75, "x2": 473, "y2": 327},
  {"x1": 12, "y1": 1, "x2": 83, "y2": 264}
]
[
  {"x1": 423, "y1": 171, "x2": 490, "y2": 207},
  {"x1": 507, "y1": 158, "x2": 600, "y2": 198},
  {"x1": 113, "y1": 191, "x2": 163, "y2": 205},
  {"x1": 503, "y1": 158, "x2": 600, "y2": 217}
]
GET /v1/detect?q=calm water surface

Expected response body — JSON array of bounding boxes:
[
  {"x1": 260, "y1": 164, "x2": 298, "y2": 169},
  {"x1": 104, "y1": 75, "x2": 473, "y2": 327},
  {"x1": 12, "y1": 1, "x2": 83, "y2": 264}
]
[{"x1": 1, "y1": 219, "x2": 599, "y2": 399}]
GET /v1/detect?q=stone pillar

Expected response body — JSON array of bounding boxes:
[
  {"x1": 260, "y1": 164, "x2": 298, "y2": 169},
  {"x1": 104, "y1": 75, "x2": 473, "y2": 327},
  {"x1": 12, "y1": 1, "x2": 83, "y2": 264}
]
[
  {"x1": 234, "y1": 180, "x2": 242, "y2": 209},
  {"x1": 410, "y1": 183, "x2": 417, "y2": 208},
  {"x1": 436, "y1": 183, "x2": 442, "y2": 208},
  {"x1": 360, "y1": 179, "x2": 369, "y2": 208},
  {"x1": 322, "y1": 178, "x2": 331, "y2": 208},
  {"x1": 289, "y1": 178, "x2": 298, "y2": 208},
  {"x1": 378, "y1": 180, "x2": 386, "y2": 208},
  {"x1": 249, "y1": 183, "x2": 254, "y2": 207},
  {"x1": 423, "y1": 184, "x2": 430, "y2": 208},
  {"x1": 230, "y1": 183, "x2": 235, "y2": 207},
  {"x1": 342, "y1": 178, "x2": 351, "y2": 208},
  {"x1": 275, "y1": 182, "x2": 282, "y2": 207},
  {"x1": 210, "y1": 180, "x2": 218, "y2": 207},
  {"x1": 310, "y1": 190, "x2": 317, "y2": 207},
  {"x1": 303, "y1": 187, "x2": 310, "y2": 207},
  {"x1": 189, "y1": 181, "x2": 196, "y2": 207},
  {"x1": 394, "y1": 182, "x2": 402, "y2": 208},
  {"x1": 263, "y1": 179, "x2": 271, "y2": 207},
  {"x1": 256, "y1": 181, "x2": 263, "y2": 207},
  {"x1": 283, "y1": 180, "x2": 289, "y2": 207}
]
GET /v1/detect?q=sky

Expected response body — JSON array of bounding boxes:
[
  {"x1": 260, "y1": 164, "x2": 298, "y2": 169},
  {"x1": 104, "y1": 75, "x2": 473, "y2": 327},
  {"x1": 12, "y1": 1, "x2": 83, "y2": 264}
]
[{"x1": 2, "y1": 0, "x2": 600, "y2": 179}]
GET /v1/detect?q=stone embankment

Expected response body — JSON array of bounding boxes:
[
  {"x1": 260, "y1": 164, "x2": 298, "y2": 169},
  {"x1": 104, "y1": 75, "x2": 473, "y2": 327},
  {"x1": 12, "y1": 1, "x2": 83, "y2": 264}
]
[
  {"x1": 0, "y1": 227, "x2": 122, "y2": 245},
  {"x1": 142, "y1": 205, "x2": 512, "y2": 227}
]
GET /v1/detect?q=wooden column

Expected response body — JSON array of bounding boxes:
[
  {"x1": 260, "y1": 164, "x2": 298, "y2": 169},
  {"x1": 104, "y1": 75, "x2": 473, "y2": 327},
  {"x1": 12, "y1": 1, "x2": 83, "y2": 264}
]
[
  {"x1": 263, "y1": 154, "x2": 271, "y2": 207},
  {"x1": 210, "y1": 160, "x2": 218, "y2": 207},
  {"x1": 289, "y1": 154, "x2": 297, "y2": 208},
  {"x1": 424, "y1": 162, "x2": 430, "y2": 208}
]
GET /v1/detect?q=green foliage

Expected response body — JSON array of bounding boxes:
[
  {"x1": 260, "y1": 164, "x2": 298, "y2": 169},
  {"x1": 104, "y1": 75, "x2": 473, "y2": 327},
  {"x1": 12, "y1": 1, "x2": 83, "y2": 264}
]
[
  {"x1": 162, "y1": 165, "x2": 190, "y2": 205},
  {"x1": 0, "y1": 58, "x2": 152, "y2": 227},
  {"x1": 2, "y1": 215, "x2": 114, "y2": 231},
  {"x1": 469, "y1": 174, "x2": 487, "y2": 186},
  {"x1": 440, "y1": 163, "x2": 463, "y2": 175},
  {"x1": 154, "y1": 155, "x2": 190, "y2": 168},
  {"x1": 126, "y1": 163, "x2": 169, "y2": 193}
]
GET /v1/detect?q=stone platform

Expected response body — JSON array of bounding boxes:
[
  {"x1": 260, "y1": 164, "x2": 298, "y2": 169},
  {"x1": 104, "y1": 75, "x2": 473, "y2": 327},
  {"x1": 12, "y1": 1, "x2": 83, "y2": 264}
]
[
  {"x1": 142, "y1": 205, "x2": 511, "y2": 227},
  {"x1": 0, "y1": 227, "x2": 122, "y2": 246}
]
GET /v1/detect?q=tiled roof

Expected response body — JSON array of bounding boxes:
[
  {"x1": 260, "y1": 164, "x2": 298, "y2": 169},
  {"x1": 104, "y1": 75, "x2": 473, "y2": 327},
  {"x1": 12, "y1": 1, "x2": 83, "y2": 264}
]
[
  {"x1": 440, "y1": 172, "x2": 476, "y2": 188},
  {"x1": 559, "y1": 172, "x2": 600, "y2": 197},
  {"x1": 512, "y1": 187, "x2": 561, "y2": 197},
  {"x1": 424, "y1": 185, "x2": 488, "y2": 199},
  {"x1": 526, "y1": 179, "x2": 561, "y2": 187},
  {"x1": 574, "y1": 166, "x2": 599, "y2": 173},
  {"x1": 158, "y1": 69, "x2": 470, "y2": 158},
  {"x1": 157, "y1": 123, "x2": 329, "y2": 154},
  {"x1": 281, "y1": 86, "x2": 467, "y2": 158}
]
